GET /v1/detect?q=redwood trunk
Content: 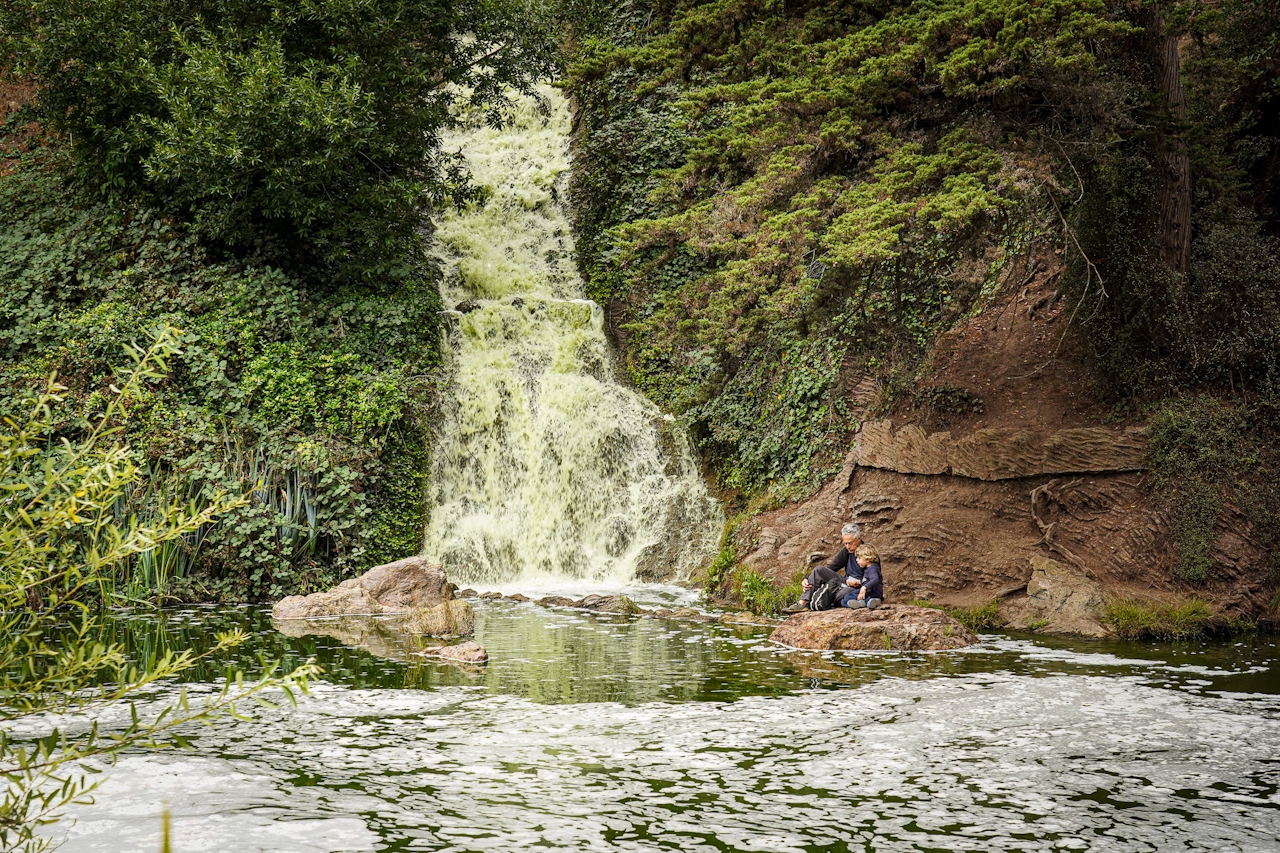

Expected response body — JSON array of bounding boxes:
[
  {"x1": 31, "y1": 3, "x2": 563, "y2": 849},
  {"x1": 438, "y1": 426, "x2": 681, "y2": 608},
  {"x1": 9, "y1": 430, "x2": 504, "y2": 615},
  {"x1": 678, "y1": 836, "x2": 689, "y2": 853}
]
[{"x1": 1154, "y1": 15, "x2": 1191, "y2": 277}]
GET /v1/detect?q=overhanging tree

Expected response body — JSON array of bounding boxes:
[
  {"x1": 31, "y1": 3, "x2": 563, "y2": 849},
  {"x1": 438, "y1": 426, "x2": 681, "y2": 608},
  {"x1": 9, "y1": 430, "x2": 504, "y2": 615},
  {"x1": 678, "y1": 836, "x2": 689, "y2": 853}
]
[{"x1": 0, "y1": 0, "x2": 559, "y2": 281}]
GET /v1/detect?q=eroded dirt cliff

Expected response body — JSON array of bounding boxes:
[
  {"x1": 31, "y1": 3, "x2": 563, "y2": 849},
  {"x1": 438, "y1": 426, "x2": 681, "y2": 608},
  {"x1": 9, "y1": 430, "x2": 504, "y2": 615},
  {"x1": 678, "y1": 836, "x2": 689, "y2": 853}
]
[{"x1": 731, "y1": 258, "x2": 1275, "y2": 634}]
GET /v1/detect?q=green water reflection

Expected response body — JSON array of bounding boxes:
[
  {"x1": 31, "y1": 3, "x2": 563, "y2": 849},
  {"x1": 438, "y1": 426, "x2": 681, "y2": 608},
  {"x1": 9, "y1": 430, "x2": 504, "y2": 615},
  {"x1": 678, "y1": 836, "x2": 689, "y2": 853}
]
[
  {"x1": 94, "y1": 601, "x2": 1280, "y2": 703},
  {"x1": 40, "y1": 600, "x2": 1280, "y2": 853}
]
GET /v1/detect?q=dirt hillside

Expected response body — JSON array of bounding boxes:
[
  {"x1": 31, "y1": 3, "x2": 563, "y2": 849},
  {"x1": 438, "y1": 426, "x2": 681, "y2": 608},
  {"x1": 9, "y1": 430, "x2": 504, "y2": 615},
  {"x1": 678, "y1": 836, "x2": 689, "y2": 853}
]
[{"x1": 732, "y1": 253, "x2": 1275, "y2": 634}]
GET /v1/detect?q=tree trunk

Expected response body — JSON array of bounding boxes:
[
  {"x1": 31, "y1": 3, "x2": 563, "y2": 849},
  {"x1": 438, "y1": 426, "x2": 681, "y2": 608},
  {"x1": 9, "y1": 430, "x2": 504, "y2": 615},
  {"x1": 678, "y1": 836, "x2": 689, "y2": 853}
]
[{"x1": 1154, "y1": 12, "x2": 1192, "y2": 277}]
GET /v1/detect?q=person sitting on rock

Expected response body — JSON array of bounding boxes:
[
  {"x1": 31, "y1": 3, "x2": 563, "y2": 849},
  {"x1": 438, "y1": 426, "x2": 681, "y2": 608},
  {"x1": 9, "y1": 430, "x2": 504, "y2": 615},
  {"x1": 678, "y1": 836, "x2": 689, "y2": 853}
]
[
  {"x1": 781, "y1": 523, "x2": 867, "y2": 613},
  {"x1": 841, "y1": 544, "x2": 883, "y2": 610}
]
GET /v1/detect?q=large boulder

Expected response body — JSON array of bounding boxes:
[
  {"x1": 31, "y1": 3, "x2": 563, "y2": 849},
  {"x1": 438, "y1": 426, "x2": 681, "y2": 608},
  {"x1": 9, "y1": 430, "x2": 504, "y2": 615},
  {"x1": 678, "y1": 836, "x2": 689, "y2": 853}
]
[
  {"x1": 396, "y1": 600, "x2": 475, "y2": 637},
  {"x1": 272, "y1": 556, "x2": 451, "y2": 620},
  {"x1": 770, "y1": 604, "x2": 978, "y2": 651},
  {"x1": 1005, "y1": 555, "x2": 1108, "y2": 637}
]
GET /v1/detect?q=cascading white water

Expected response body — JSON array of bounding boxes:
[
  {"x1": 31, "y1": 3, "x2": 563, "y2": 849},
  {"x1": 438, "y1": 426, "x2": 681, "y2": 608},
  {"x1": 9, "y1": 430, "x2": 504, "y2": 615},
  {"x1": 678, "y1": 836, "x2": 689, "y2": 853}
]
[{"x1": 423, "y1": 86, "x2": 722, "y2": 586}]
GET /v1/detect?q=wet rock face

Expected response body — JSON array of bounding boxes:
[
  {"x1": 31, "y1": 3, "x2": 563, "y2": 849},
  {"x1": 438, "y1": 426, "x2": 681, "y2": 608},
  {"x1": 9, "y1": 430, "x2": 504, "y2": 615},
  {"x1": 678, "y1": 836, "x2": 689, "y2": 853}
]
[
  {"x1": 770, "y1": 605, "x2": 978, "y2": 651},
  {"x1": 272, "y1": 557, "x2": 451, "y2": 619}
]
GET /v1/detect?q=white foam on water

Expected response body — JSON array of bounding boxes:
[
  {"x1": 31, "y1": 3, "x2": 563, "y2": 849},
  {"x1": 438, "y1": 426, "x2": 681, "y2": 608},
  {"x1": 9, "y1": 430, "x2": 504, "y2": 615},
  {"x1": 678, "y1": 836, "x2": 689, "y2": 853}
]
[
  {"x1": 49, "y1": 668, "x2": 1280, "y2": 852},
  {"x1": 46, "y1": 755, "x2": 378, "y2": 852}
]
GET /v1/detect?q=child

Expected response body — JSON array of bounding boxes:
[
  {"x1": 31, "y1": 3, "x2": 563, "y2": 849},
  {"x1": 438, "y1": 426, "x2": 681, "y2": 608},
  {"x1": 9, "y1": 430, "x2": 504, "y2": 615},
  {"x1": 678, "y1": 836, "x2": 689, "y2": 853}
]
[{"x1": 841, "y1": 544, "x2": 883, "y2": 610}]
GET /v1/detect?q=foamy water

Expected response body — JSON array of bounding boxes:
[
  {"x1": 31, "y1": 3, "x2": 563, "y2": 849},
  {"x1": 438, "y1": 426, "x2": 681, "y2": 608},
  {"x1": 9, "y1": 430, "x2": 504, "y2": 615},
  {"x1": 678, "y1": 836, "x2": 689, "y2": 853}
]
[
  {"x1": 41, "y1": 604, "x2": 1280, "y2": 853},
  {"x1": 423, "y1": 87, "x2": 721, "y2": 586}
]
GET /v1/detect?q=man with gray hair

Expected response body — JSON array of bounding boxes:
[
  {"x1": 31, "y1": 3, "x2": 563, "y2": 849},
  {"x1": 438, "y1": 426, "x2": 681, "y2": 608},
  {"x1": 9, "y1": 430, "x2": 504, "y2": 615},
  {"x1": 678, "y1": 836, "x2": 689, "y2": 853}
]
[{"x1": 781, "y1": 522, "x2": 873, "y2": 613}]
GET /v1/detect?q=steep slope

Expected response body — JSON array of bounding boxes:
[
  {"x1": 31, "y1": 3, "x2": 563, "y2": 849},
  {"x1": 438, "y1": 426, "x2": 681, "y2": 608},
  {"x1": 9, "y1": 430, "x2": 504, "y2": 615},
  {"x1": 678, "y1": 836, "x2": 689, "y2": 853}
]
[{"x1": 731, "y1": 253, "x2": 1276, "y2": 633}]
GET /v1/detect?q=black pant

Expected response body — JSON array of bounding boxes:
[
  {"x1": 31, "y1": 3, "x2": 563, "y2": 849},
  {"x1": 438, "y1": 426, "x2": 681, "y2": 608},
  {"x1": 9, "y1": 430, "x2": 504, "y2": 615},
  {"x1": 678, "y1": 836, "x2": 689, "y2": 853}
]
[{"x1": 799, "y1": 566, "x2": 844, "y2": 601}]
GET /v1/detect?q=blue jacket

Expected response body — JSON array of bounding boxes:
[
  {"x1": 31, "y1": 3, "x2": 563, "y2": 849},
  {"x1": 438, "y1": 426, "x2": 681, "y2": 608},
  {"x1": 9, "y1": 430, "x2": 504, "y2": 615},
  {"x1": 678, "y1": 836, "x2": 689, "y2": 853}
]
[
  {"x1": 857, "y1": 561, "x2": 883, "y2": 600},
  {"x1": 824, "y1": 548, "x2": 884, "y2": 599},
  {"x1": 842, "y1": 561, "x2": 883, "y2": 601}
]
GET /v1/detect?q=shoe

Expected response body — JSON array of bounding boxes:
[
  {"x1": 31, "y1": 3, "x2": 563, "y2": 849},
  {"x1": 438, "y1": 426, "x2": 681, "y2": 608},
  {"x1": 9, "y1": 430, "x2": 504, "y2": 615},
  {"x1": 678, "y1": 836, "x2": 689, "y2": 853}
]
[
  {"x1": 780, "y1": 600, "x2": 809, "y2": 614},
  {"x1": 867, "y1": 598, "x2": 882, "y2": 610}
]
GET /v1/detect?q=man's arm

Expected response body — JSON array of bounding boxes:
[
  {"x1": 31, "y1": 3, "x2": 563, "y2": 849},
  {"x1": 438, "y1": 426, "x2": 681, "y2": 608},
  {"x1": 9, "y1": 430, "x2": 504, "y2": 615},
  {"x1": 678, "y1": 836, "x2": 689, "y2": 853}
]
[
  {"x1": 824, "y1": 547, "x2": 849, "y2": 573},
  {"x1": 804, "y1": 547, "x2": 848, "y2": 591}
]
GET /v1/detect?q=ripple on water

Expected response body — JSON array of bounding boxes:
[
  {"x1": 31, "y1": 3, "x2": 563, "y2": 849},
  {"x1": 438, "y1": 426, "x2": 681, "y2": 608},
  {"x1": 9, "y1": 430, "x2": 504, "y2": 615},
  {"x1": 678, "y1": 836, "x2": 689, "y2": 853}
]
[{"x1": 46, "y1": 604, "x2": 1280, "y2": 853}]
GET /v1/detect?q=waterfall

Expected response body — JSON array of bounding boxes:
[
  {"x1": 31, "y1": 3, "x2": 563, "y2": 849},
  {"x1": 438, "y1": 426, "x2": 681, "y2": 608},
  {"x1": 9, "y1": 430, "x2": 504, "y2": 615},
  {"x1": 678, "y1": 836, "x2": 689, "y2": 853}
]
[{"x1": 423, "y1": 86, "x2": 722, "y2": 586}]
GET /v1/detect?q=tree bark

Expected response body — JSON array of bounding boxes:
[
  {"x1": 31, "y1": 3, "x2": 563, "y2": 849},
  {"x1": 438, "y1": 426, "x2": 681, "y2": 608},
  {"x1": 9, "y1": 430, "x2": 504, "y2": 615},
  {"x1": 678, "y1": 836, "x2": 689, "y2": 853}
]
[{"x1": 1153, "y1": 11, "x2": 1192, "y2": 277}]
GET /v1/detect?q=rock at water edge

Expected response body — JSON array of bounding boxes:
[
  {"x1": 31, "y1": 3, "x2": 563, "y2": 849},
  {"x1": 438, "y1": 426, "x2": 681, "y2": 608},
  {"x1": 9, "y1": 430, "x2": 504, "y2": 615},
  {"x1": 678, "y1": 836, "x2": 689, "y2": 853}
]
[
  {"x1": 1005, "y1": 555, "x2": 1108, "y2": 637},
  {"x1": 273, "y1": 556, "x2": 450, "y2": 619},
  {"x1": 394, "y1": 600, "x2": 475, "y2": 637},
  {"x1": 419, "y1": 641, "x2": 489, "y2": 664},
  {"x1": 770, "y1": 604, "x2": 978, "y2": 651}
]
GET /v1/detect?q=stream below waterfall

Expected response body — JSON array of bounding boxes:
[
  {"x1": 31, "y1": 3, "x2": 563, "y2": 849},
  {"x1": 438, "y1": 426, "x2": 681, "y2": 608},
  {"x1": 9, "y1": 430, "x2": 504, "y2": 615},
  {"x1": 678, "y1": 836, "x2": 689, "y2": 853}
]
[{"x1": 39, "y1": 595, "x2": 1280, "y2": 853}]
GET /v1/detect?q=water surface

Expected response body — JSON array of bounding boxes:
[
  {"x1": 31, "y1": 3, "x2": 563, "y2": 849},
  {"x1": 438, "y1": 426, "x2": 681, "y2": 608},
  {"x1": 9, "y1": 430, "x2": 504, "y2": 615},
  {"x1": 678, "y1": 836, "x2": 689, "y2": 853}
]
[{"x1": 43, "y1": 594, "x2": 1280, "y2": 852}]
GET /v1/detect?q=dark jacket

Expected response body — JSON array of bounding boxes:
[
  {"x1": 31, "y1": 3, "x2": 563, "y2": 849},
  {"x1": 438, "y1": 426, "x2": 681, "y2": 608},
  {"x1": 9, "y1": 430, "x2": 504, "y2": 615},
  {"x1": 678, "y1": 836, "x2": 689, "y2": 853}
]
[
  {"x1": 856, "y1": 561, "x2": 883, "y2": 601},
  {"x1": 823, "y1": 547, "x2": 857, "y2": 576},
  {"x1": 839, "y1": 562, "x2": 883, "y2": 605}
]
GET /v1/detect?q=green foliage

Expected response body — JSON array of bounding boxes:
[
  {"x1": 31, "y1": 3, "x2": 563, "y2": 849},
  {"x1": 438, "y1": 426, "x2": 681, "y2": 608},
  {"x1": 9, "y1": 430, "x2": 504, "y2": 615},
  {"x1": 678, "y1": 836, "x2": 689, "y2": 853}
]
[
  {"x1": 703, "y1": 547, "x2": 736, "y2": 593},
  {"x1": 1101, "y1": 597, "x2": 1217, "y2": 641},
  {"x1": 1147, "y1": 396, "x2": 1279, "y2": 582},
  {"x1": 566, "y1": 0, "x2": 1131, "y2": 497},
  {"x1": 1067, "y1": 0, "x2": 1280, "y2": 395},
  {"x1": 0, "y1": 147, "x2": 438, "y2": 600},
  {"x1": 0, "y1": 330, "x2": 317, "y2": 853},
  {"x1": 692, "y1": 338, "x2": 847, "y2": 493},
  {"x1": 1075, "y1": 157, "x2": 1280, "y2": 394},
  {"x1": 734, "y1": 566, "x2": 797, "y2": 616},
  {"x1": 946, "y1": 599, "x2": 1005, "y2": 631},
  {"x1": 1, "y1": 0, "x2": 558, "y2": 280}
]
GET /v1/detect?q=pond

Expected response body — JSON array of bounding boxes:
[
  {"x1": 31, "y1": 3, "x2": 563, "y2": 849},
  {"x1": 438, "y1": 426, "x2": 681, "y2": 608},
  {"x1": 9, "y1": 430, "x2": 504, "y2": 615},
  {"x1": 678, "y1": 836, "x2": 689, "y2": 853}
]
[{"x1": 44, "y1": 586, "x2": 1280, "y2": 852}]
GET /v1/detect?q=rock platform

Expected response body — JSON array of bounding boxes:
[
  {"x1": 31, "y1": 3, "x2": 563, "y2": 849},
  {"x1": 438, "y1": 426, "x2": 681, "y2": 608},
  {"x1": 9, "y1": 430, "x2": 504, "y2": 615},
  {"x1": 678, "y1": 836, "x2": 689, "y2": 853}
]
[
  {"x1": 272, "y1": 557, "x2": 474, "y2": 639},
  {"x1": 770, "y1": 604, "x2": 978, "y2": 651},
  {"x1": 273, "y1": 556, "x2": 453, "y2": 618}
]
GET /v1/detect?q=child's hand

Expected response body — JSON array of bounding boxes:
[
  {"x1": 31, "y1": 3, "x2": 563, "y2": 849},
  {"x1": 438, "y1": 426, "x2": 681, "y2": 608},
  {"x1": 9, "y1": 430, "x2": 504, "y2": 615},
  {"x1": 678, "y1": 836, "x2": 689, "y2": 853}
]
[
  {"x1": 858, "y1": 588, "x2": 867, "y2": 600},
  {"x1": 846, "y1": 578, "x2": 859, "y2": 587}
]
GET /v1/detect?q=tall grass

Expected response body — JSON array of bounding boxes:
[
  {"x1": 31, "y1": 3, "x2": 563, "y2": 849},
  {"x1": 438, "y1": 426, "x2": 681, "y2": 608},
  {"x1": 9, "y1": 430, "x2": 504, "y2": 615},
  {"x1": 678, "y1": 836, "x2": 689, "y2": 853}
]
[
  {"x1": 109, "y1": 436, "x2": 330, "y2": 602},
  {"x1": 945, "y1": 599, "x2": 1006, "y2": 631},
  {"x1": 735, "y1": 566, "x2": 800, "y2": 615},
  {"x1": 1101, "y1": 598, "x2": 1217, "y2": 640},
  {"x1": 225, "y1": 435, "x2": 323, "y2": 562},
  {"x1": 112, "y1": 466, "x2": 212, "y2": 603}
]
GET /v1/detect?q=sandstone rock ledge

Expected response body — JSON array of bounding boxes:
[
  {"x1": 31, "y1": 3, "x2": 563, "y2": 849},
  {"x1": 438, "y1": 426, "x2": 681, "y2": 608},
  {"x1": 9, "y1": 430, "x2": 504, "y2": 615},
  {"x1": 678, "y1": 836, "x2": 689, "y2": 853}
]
[
  {"x1": 273, "y1": 556, "x2": 473, "y2": 638},
  {"x1": 770, "y1": 605, "x2": 978, "y2": 651}
]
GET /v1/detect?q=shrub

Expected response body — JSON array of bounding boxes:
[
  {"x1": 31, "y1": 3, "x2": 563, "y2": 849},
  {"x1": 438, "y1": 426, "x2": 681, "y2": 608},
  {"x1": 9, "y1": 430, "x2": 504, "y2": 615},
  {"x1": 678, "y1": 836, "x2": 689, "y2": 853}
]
[
  {"x1": 0, "y1": 329, "x2": 317, "y2": 853},
  {"x1": 1, "y1": 0, "x2": 557, "y2": 281},
  {"x1": 0, "y1": 147, "x2": 439, "y2": 599},
  {"x1": 1146, "y1": 397, "x2": 1278, "y2": 582}
]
